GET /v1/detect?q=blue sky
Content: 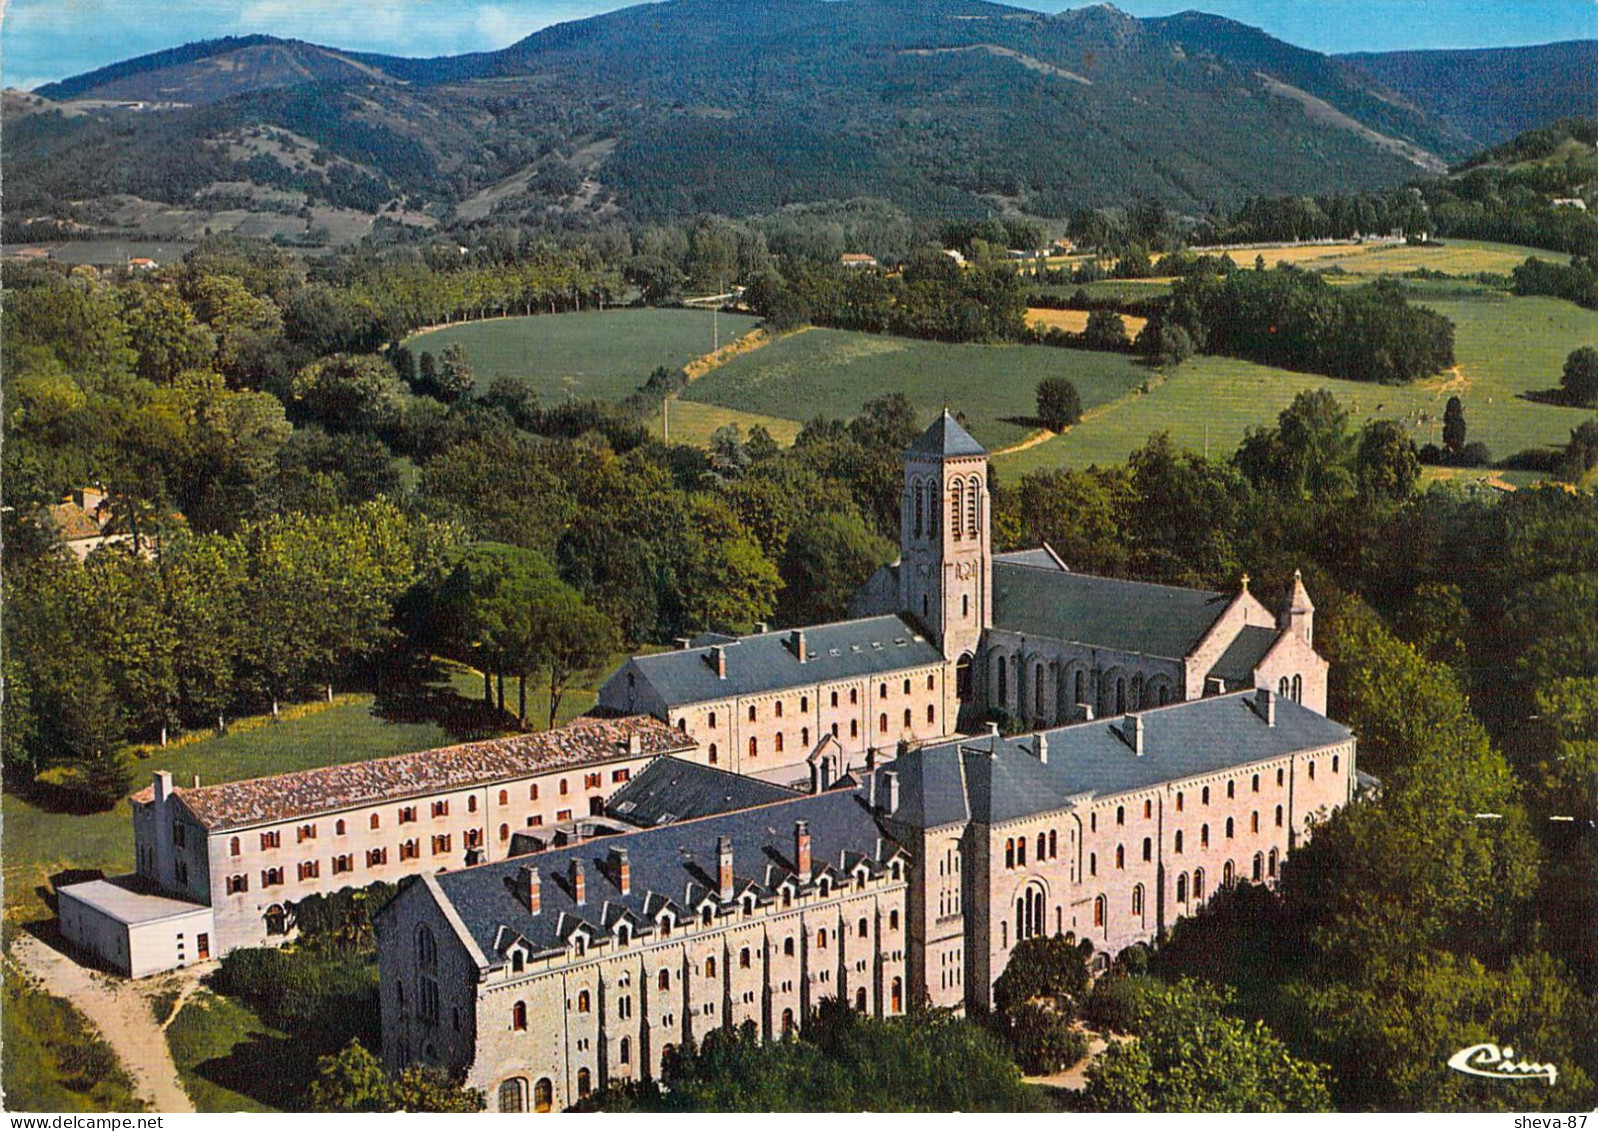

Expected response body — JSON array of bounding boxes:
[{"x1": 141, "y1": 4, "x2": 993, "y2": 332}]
[{"x1": 4, "y1": 0, "x2": 1595, "y2": 91}]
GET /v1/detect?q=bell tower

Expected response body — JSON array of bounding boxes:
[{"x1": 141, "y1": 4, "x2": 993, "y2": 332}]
[{"x1": 899, "y1": 411, "x2": 992, "y2": 663}]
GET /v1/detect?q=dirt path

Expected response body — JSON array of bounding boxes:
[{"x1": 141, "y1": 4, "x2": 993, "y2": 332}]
[
  {"x1": 12, "y1": 934, "x2": 197, "y2": 1112},
  {"x1": 679, "y1": 324, "x2": 807, "y2": 386},
  {"x1": 992, "y1": 427, "x2": 1057, "y2": 457},
  {"x1": 1023, "y1": 1032, "x2": 1113, "y2": 1092}
]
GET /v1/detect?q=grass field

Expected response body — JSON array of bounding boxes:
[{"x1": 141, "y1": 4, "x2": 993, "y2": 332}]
[
  {"x1": 681, "y1": 329, "x2": 1150, "y2": 449},
  {"x1": 649, "y1": 400, "x2": 805, "y2": 448},
  {"x1": 998, "y1": 294, "x2": 1598, "y2": 475},
  {"x1": 1026, "y1": 308, "x2": 1149, "y2": 337},
  {"x1": 1, "y1": 661, "x2": 605, "y2": 926},
  {"x1": 166, "y1": 991, "x2": 282, "y2": 1113},
  {"x1": 403, "y1": 309, "x2": 758, "y2": 403}
]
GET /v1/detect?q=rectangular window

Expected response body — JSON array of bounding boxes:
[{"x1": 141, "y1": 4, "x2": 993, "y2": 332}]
[
  {"x1": 585, "y1": 773, "x2": 602, "y2": 790},
  {"x1": 612, "y1": 769, "x2": 631, "y2": 784},
  {"x1": 172, "y1": 821, "x2": 187, "y2": 848},
  {"x1": 557, "y1": 809, "x2": 573, "y2": 822}
]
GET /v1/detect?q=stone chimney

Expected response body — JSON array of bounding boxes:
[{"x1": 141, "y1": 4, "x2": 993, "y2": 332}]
[
  {"x1": 754, "y1": 621, "x2": 769, "y2": 634},
  {"x1": 626, "y1": 731, "x2": 643, "y2": 756},
  {"x1": 987, "y1": 721, "x2": 1000, "y2": 757},
  {"x1": 794, "y1": 820, "x2": 812, "y2": 879},
  {"x1": 885, "y1": 768, "x2": 900, "y2": 812},
  {"x1": 1036, "y1": 733, "x2": 1049, "y2": 764},
  {"x1": 153, "y1": 770, "x2": 173, "y2": 804},
  {"x1": 569, "y1": 858, "x2": 586, "y2": 905},
  {"x1": 676, "y1": 637, "x2": 694, "y2": 650},
  {"x1": 1121, "y1": 714, "x2": 1144, "y2": 756},
  {"x1": 516, "y1": 865, "x2": 541, "y2": 915},
  {"x1": 1255, "y1": 687, "x2": 1276, "y2": 727},
  {"x1": 1078, "y1": 703, "x2": 1094, "y2": 722},
  {"x1": 789, "y1": 629, "x2": 807, "y2": 663},
  {"x1": 717, "y1": 836, "x2": 734, "y2": 899},
  {"x1": 611, "y1": 846, "x2": 631, "y2": 895},
  {"x1": 708, "y1": 645, "x2": 727, "y2": 679}
]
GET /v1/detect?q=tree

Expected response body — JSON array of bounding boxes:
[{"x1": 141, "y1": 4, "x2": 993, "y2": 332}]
[
  {"x1": 311, "y1": 1040, "x2": 484, "y2": 1112},
  {"x1": 1035, "y1": 377, "x2": 1083, "y2": 431},
  {"x1": 1082, "y1": 309, "x2": 1130, "y2": 350},
  {"x1": 1082, "y1": 979, "x2": 1332, "y2": 1112},
  {"x1": 435, "y1": 343, "x2": 474, "y2": 403},
  {"x1": 1012, "y1": 466, "x2": 1135, "y2": 576},
  {"x1": 424, "y1": 543, "x2": 553, "y2": 719},
  {"x1": 530, "y1": 583, "x2": 617, "y2": 730},
  {"x1": 992, "y1": 935, "x2": 1093, "y2": 1074},
  {"x1": 291, "y1": 354, "x2": 408, "y2": 433},
  {"x1": 1355, "y1": 418, "x2": 1420, "y2": 503},
  {"x1": 777, "y1": 510, "x2": 893, "y2": 626},
  {"x1": 1561, "y1": 346, "x2": 1598, "y2": 407},
  {"x1": 1442, "y1": 395, "x2": 1467, "y2": 454}
]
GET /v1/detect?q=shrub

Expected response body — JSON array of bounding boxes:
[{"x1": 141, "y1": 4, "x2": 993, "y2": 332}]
[{"x1": 1035, "y1": 377, "x2": 1083, "y2": 431}]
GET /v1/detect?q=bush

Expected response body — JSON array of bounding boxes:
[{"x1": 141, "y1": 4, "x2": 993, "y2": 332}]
[
  {"x1": 1005, "y1": 1002, "x2": 1090, "y2": 1074},
  {"x1": 1562, "y1": 346, "x2": 1598, "y2": 406},
  {"x1": 1036, "y1": 377, "x2": 1083, "y2": 431},
  {"x1": 1084, "y1": 973, "x2": 1169, "y2": 1035}
]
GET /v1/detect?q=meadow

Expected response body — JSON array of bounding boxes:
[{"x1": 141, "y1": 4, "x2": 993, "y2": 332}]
[
  {"x1": 403, "y1": 308, "x2": 758, "y2": 403},
  {"x1": 681, "y1": 329, "x2": 1150, "y2": 450},
  {"x1": 1026, "y1": 308, "x2": 1149, "y2": 336},
  {"x1": 648, "y1": 400, "x2": 804, "y2": 448},
  {"x1": 996, "y1": 293, "x2": 1598, "y2": 475}
]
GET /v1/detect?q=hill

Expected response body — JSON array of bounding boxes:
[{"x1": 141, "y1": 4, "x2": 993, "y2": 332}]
[
  {"x1": 1342, "y1": 41, "x2": 1598, "y2": 148},
  {"x1": 8, "y1": 0, "x2": 1474, "y2": 230}
]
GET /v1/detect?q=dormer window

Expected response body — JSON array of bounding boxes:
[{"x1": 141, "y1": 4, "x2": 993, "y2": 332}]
[
  {"x1": 741, "y1": 896, "x2": 754, "y2": 915},
  {"x1": 818, "y1": 878, "x2": 831, "y2": 898},
  {"x1": 572, "y1": 935, "x2": 586, "y2": 957},
  {"x1": 658, "y1": 915, "x2": 672, "y2": 938},
  {"x1": 617, "y1": 924, "x2": 631, "y2": 946},
  {"x1": 701, "y1": 906, "x2": 713, "y2": 926}
]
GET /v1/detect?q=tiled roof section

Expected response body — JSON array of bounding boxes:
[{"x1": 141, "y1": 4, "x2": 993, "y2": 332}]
[
  {"x1": 426, "y1": 789, "x2": 903, "y2": 960},
  {"x1": 42, "y1": 501, "x2": 105, "y2": 541},
  {"x1": 145, "y1": 716, "x2": 693, "y2": 832},
  {"x1": 906, "y1": 411, "x2": 986, "y2": 459},
  {"x1": 606, "y1": 757, "x2": 799, "y2": 826},
  {"x1": 875, "y1": 692, "x2": 1351, "y2": 826},
  {"x1": 1207, "y1": 625, "x2": 1282, "y2": 685},
  {"x1": 993, "y1": 561, "x2": 1231, "y2": 659},
  {"x1": 621, "y1": 615, "x2": 943, "y2": 705}
]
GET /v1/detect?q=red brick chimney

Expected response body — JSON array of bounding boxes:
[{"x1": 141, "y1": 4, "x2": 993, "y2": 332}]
[
  {"x1": 569, "y1": 858, "x2": 585, "y2": 905},
  {"x1": 517, "y1": 865, "x2": 541, "y2": 915},
  {"x1": 717, "y1": 836, "x2": 734, "y2": 899},
  {"x1": 611, "y1": 846, "x2": 631, "y2": 895},
  {"x1": 794, "y1": 820, "x2": 812, "y2": 880}
]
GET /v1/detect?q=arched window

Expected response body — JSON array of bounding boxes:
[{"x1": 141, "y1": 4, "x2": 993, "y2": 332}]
[
  {"x1": 817, "y1": 928, "x2": 828, "y2": 949},
  {"x1": 708, "y1": 711, "x2": 717, "y2": 728},
  {"x1": 1309, "y1": 760, "x2": 1317, "y2": 780},
  {"x1": 1176, "y1": 872, "x2": 1188, "y2": 902},
  {"x1": 1005, "y1": 838, "x2": 1015, "y2": 868},
  {"x1": 1048, "y1": 830, "x2": 1058, "y2": 857},
  {"x1": 705, "y1": 956, "x2": 716, "y2": 978},
  {"x1": 748, "y1": 705, "x2": 757, "y2": 723},
  {"x1": 1142, "y1": 837, "x2": 1152, "y2": 862},
  {"x1": 577, "y1": 990, "x2": 591, "y2": 1013},
  {"x1": 1116, "y1": 678, "x2": 1126, "y2": 714},
  {"x1": 1202, "y1": 786, "x2": 1210, "y2": 805},
  {"x1": 619, "y1": 1037, "x2": 631, "y2": 1066},
  {"x1": 1251, "y1": 811, "x2": 1260, "y2": 833},
  {"x1": 879, "y1": 712, "x2": 888, "y2": 734},
  {"x1": 740, "y1": 947, "x2": 751, "y2": 968},
  {"x1": 512, "y1": 951, "x2": 525, "y2": 973},
  {"x1": 708, "y1": 743, "x2": 718, "y2": 765},
  {"x1": 1193, "y1": 868, "x2": 1206, "y2": 902},
  {"x1": 1116, "y1": 805, "x2": 1125, "y2": 825},
  {"x1": 889, "y1": 909, "x2": 900, "y2": 929},
  {"x1": 1089, "y1": 851, "x2": 1097, "y2": 876},
  {"x1": 858, "y1": 917, "x2": 869, "y2": 938},
  {"x1": 749, "y1": 736, "x2": 758, "y2": 759},
  {"x1": 1131, "y1": 883, "x2": 1144, "y2": 917},
  {"x1": 577, "y1": 1068, "x2": 591, "y2": 1099},
  {"x1": 1176, "y1": 791, "x2": 1184, "y2": 812},
  {"x1": 1228, "y1": 780, "x2": 1236, "y2": 799},
  {"x1": 1277, "y1": 767, "x2": 1284, "y2": 787},
  {"x1": 1174, "y1": 830, "x2": 1184, "y2": 854},
  {"x1": 784, "y1": 937, "x2": 795, "y2": 957},
  {"x1": 782, "y1": 1008, "x2": 796, "y2": 1035},
  {"x1": 534, "y1": 1078, "x2": 553, "y2": 1114},
  {"x1": 1115, "y1": 844, "x2": 1125, "y2": 869},
  {"x1": 500, "y1": 789, "x2": 509, "y2": 805},
  {"x1": 1279, "y1": 676, "x2": 1290, "y2": 697},
  {"x1": 500, "y1": 823, "x2": 510, "y2": 842},
  {"x1": 997, "y1": 656, "x2": 1008, "y2": 704},
  {"x1": 701, "y1": 907, "x2": 713, "y2": 926},
  {"x1": 1201, "y1": 823, "x2": 1210, "y2": 847},
  {"x1": 1226, "y1": 817, "x2": 1235, "y2": 839},
  {"x1": 952, "y1": 480, "x2": 965, "y2": 539},
  {"x1": 499, "y1": 1077, "x2": 528, "y2": 1113},
  {"x1": 927, "y1": 704, "x2": 936, "y2": 725},
  {"x1": 658, "y1": 969, "x2": 670, "y2": 990},
  {"x1": 1292, "y1": 674, "x2": 1303, "y2": 702},
  {"x1": 513, "y1": 1001, "x2": 528, "y2": 1031},
  {"x1": 891, "y1": 977, "x2": 903, "y2": 1013},
  {"x1": 855, "y1": 987, "x2": 868, "y2": 1012},
  {"x1": 775, "y1": 732, "x2": 784, "y2": 754},
  {"x1": 830, "y1": 691, "x2": 839, "y2": 708},
  {"x1": 850, "y1": 720, "x2": 858, "y2": 738},
  {"x1": 371, "y1": 813, "x2": 381, "y2": 830},
  {"x1": 1332, "y1": 754, "x2": 1340, "y2": 774},
  {"x1": 1017, "y1": 838, "x2": 1027, "y2": 865},
  {"x1": 967, "y1": 475, "x2": 979, "y2": 536},
  {"x1": 801, "y1": 727, "x2": 811, "y2": 747},
  {"x1": 1144, "y1": 799, "x2": 1153, "y2": 819},
  {"x1": 1275, "y1": 804, "x2": 1284, "y2": 827},
  {"x1": 229, "y1": 836, "x2": 240, "y2": 856},
  {"x1": 466, "y1": 797, "x2": 476, "y2": 814},
  {"x1": 1252, "y1": 852, "x2": 1264, "y2": 882},
  {"x1": 1094, "y1": 894, "x2": 1106, "y2": 928},
  {"x1": 416, "y1": 926, "x2": 437, "y2": 969},
  {"x1": 1036, "y1": 832, "x2": 1046, "y2": 860},
  {"x1": 1268, "y1": 848, "x2": 1279, "y2": 877},
  {"x1": 1224, "y1": 860, "x2": 1235, "y2": 887}
]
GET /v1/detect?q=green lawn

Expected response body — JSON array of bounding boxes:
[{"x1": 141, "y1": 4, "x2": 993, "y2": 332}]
[
  {"x1": 649, "y1": 400, "x2": 805, "y2": 448},
  {"x1": 403, "y1": 308, "x2": 758, "y2": 403},
  {"x1": 998, "y1": 293, "x2": 1598, "y2": 475},
  {"x1": 681, "y1": 328, "x2": 1150, "y2": 449},
  {"x1": 166, "y1": 990, "x2": 283, "y2": 1113},
  {"x1": 2, "y1": 661, "x2": 607, "y2": 926}
]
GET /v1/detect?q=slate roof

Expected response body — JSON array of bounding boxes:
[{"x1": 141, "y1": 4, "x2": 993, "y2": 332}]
[
  {"x1": 994, "y1": 547, "x2": 1067, "y2": 572},
  {"x1": 132, "y1": 716, "x2": 693, "y2": 833},
  {"x1": 422, "y1": 788, "x2": 903, "y2": 962},
  {"x1": 605, "y1": 757, "x2": 799, "y2": 827},
  {"x1": 1207, "y1": 625, "x2": 1283, "y2": 685},
  {"x1": 992, "y1": 561, "x2": 1233, "y2": 658},
  {"x1": 905, "y1": 411, "x2": 986, "y2": 459},
  {"x1": 619, "y1": 615, "x2": 943, "y2": 706},
  {"x1": 876, "y1": 692, "x2": 1351, "y2": 827}
]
